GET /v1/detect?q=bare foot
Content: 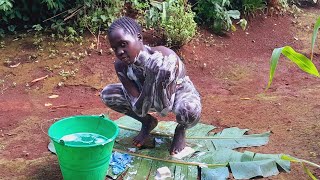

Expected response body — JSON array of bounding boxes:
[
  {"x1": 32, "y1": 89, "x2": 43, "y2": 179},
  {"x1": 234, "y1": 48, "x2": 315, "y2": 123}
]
[
  {"x1": 170, "y1": 124, "x2": 186, "y2": 155},
  {"x1": 133, "y1": 115, "x2": 158, "y2": 147}
]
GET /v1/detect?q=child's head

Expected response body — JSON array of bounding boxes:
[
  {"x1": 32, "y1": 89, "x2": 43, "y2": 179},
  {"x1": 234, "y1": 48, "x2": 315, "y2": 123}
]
[{"x1": 108, "y1": 17, "x2": 144, "y2": 65}]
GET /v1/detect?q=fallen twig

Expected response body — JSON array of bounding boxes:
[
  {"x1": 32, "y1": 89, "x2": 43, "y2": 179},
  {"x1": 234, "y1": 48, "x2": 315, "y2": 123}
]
[
  {"x1": 43, "y1": 8, "x2": 74, "y2": 22},
  {"x1": 50, "y1": 105, "x2": 84, "y2": 109},
  {"x1": 31, "y1": 75, "x2": 49, "y2": 83}
]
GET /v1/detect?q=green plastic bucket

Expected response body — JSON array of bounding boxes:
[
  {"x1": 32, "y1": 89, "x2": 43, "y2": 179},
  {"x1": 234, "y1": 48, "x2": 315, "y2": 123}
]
[{"x1": 48, "y1": 115, "x2": 119, "y2": 180}]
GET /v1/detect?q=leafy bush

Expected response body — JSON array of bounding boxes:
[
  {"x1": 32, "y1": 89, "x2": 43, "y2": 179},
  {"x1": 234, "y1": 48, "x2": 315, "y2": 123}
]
[
  {"x1": 145, "y1": 0, "x2": 197, "y2": 47},
  {"x1": 0, "y1": 0, "x2": 123, "y2": 37},
  {"x1": 242, "y1": 0, "x2": 266, "y2": 16},
  {"x1": 194, "y1": 0, "x2": 240, "y2": 33}
]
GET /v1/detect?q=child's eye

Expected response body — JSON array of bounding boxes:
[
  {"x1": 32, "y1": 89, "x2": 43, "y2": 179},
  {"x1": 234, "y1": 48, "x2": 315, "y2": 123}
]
[{"x1": 121, "y1": 42, "x2": 127, "y2": 47}]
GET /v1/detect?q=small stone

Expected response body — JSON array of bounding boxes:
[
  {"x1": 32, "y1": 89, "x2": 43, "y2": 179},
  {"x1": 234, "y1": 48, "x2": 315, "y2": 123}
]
[
  {"x1": 98, "y1": 49, "x2": 103, "y2": 55},
  {"x1": 108, "y1": 48, "x2": 113, "y2": 54},
  {"x1": 155, "y1": 166, "x2": 171, "y2": 180}
]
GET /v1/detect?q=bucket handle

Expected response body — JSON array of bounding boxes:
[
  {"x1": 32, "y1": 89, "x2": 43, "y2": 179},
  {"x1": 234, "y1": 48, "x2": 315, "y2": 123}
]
[
  {"x1": 99, "y1": 113, "x2": 109, "y2": 119},
  {"x1": 40, "y1": 118, "x2": 69, "y2": 145}
]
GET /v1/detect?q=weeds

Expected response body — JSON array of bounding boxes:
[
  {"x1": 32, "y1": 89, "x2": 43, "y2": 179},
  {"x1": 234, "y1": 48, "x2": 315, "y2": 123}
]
[
  {"x1": 0, "y1": 41, "x2": 5, "y2": 48},
  {"x1": 59, "y1": 69, "x2": 78, "y2": 80},
  {"x1": 195, "y1": 0, "x2": 240, "y2": 33},
  {"x1": 242, "y1": 0, "x2": 266, "y2": 17},
  {"x1": 145, "y1": 0, "x2": 197, "y2": 47}
]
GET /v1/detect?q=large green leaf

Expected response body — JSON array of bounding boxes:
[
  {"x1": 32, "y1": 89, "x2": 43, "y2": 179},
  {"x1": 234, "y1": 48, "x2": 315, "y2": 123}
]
[
  {"x1": 230, "y1": 159, "x2": 280, "y2": 179},
  {"x1": 201, "y1": 167, "x2": 229, "y2": 180},
  {"x1": 189, "y1": 127, "x2": 270, "y2": 150},
  {"x1": 311, "y1": 16, "x2": 320, "y2": 60},
  {"x1": 227, "y1": 10, "x2": 241, "y2": 19},
  {"x1": 266, "y1": 17, "x2": 320, "y2": 90},
  {"x1": 266, "y1": 46, "x2": 319, "y2": 90},
  {"x1": 115, "y1": 116, "x2": 215, "y2": 137},
  {"x1": 211, "y1": 131, "x2": 270, "y2": 150},
  {"x1": 109, "y1": 116, "x2": 317, "y2": 179},
  {"x1": 189, "y1": 149, "x2": 290, "y2": 179}
]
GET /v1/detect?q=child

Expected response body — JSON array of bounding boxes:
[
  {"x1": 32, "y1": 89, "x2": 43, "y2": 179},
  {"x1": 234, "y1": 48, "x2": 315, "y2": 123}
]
[{"x1": 101, "y1": 17, "x2": 201, "y2": 155}]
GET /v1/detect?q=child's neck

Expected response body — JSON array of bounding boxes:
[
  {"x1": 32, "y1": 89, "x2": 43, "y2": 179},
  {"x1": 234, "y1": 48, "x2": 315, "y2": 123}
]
[{"x1": 134, "y1": 45, "x2": 152, "y2": 66}]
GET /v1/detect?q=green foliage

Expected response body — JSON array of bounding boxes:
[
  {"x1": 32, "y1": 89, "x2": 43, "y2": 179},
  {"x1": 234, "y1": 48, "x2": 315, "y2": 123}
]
[
  {"x1": 0, "y1": 0, "x2": 13, "y2": 11},
  {"x1": 32, "y1": 24, "x2": 43, "y2": 32},
  {"x1": 281, "y1": 155, "x2": 320, "y2": 180},
  {"x1": 129, "y1": 0, "x2": 150, "y2": 12},
  {"x1": 0, "y1": 0, "x2": 123, "y2": 37},
  {"x1": 195, "y1": 0, "x2": 240, "y2": 33},
  {"x1": 79, "y1": 0, "x2": 124, "y2": 34},
  {"x1": 112, "y1": 116, "x2": 320, "y2": 179},
  {"x1": 242, "y1": 0, "x2": 266, "y2": 16},
  {"x1": 266, "y1": 17, "x2": 320, "y2": 90},
  {"x1": 145, "y1": 0, "x2": 197, "y2": 47}
]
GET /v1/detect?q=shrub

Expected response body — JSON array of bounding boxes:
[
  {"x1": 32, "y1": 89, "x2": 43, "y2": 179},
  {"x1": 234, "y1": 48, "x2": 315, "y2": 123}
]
[
  {"x1": 242, "y1": 0, "x2": 266, "y2": 16},
  {"x1": 194, "y1": 0, "x2": 240, "y2": 33},
  {"x1": 0, "y1": 0, "x2": 123, "y2": 36},
  {"x1": 145, "y1": 0, "x2": 197, "y2": 47}
]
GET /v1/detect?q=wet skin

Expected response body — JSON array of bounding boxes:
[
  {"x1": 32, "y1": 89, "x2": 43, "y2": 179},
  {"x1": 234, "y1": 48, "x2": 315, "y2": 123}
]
[{"x1": 108, "y1": 28, "x2": 193, "y2": 154}]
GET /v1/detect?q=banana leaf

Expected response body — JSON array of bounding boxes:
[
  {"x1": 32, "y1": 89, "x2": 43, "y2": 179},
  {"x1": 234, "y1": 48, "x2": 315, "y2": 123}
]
[
  {"x1": 109, "y1": 116, "x2": 289, "y2": 179},
  {"x1": 201, "y1": 167, "x2": 229, "y2": 180}
]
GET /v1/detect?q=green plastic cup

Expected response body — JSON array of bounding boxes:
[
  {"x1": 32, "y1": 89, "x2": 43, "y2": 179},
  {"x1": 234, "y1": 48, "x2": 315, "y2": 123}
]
[{"x1": 48, "y1": 115, "x2": 119, "y2": 180}]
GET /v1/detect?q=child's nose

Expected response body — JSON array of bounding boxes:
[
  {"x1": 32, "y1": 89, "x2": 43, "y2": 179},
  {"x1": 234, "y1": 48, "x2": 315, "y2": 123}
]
[{"x1": 116, "y1": 48, "x2": 124, "y2": 56}]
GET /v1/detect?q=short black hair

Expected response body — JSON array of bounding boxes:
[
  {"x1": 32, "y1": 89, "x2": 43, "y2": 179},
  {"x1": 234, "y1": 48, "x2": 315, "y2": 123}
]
[{"x1": 108, "y1": 17, "x2": 142, "y2": 36}]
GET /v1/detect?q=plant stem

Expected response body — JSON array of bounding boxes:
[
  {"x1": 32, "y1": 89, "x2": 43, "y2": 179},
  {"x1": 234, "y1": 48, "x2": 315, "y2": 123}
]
[{"x1": 113, "y1": 148, "x2": 227, "y2": 167}]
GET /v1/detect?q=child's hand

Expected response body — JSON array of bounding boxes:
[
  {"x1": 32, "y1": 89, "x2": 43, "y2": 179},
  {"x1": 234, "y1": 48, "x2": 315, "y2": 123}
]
[
  {"x1": 145, "y1": 52, "x2": 163, "y2": 75},
  {"x1": 157, "y1": 54, "x2": 178, "y2": 87}
]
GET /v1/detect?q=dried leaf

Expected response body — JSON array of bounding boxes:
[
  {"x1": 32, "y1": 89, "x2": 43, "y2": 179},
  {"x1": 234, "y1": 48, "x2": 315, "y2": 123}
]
[
  {"x1": 45, "y1": 103, "x2": 52, "y2": 107},
  {"x1": 9, "y1": 62, "x2": 21, "y2": 68},
  {"x1": 48, "y1": 95, "x2": 59, "y2": 99}
]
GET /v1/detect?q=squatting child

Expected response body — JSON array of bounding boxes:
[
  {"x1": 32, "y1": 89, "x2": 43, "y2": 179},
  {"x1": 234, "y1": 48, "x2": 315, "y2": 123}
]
[{"x1": 101, "y1": 17, "x2": 201, "y2": 155}]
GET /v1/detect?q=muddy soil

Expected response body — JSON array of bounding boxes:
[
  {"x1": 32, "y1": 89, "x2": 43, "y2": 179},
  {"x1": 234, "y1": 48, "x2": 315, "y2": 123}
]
[{"x1": 0, "y1": 7, "x2": 320, "y2": 179}]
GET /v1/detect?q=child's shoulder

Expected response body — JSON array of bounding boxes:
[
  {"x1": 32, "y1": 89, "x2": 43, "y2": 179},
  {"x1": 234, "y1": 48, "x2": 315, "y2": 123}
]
[{"x1": 150, "y1": 46, "x2": 177, "y2": 57}]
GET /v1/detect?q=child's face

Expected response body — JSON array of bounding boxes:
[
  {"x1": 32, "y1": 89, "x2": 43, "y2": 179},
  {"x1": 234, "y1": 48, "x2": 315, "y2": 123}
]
[{"x1": 108, "y1": 28, "x2": 143, "y2": 65}]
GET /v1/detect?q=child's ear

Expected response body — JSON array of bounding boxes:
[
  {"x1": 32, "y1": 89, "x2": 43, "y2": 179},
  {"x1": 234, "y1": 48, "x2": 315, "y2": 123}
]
[{"x1": 137, "y1": 33, "x2": 143, "y2": 41}]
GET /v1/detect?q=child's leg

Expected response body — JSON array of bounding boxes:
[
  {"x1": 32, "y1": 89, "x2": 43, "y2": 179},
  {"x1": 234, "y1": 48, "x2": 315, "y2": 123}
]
[
  {"x1": 100, "y1": 83, "x2": 158, "y2": 147},
  {"x1": 171, "y1": 80, "x2": 201, "y2": 154}
]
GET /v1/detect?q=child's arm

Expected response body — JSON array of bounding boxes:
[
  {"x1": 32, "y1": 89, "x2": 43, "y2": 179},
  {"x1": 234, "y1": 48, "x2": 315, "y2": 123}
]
[
  {"x1": 132, "y1": 52, "x2": 164, "y2": 116},
  {"x1": 114, "y1": 55, "x2": 160, "y2": 117},
  {"x1": 114, "y1": 60, "x2": 141, "y2": 99},
  {"x1": 154, "y1": 54, "x2": 178, "y2": 115}
]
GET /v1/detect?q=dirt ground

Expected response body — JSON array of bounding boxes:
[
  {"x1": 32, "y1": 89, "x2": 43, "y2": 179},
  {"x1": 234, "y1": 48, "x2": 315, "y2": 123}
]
[{"x1": 0, "y1": 7, "x2": 320, "y2": 180}]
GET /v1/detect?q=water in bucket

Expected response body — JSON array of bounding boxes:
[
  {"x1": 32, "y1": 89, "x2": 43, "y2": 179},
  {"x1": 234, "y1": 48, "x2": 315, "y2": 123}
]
[
  {"x1": 60, "y1": 132, "x2": 111, "y2": 146},
  {"x1": 48, "y1": 115, "x2": 119, "y2": 180}
]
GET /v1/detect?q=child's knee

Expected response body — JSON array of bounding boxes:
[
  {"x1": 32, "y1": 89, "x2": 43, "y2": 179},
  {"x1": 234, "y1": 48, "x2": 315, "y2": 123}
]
[
  {"x1": 100, "y1": 84, "x2": 124, "y2": 107},
  {"x1": 100, "y1": 85, "x2": 113, "y2": 105},
  {"x1": 175, "y1": 102, "x2": 201, "y2": 128}
]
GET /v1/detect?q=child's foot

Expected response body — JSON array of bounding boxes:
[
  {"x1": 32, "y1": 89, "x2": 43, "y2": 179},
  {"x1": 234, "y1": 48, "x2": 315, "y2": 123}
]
[
  {"x1": 170, "y1": 124, "x2": 186, "y2": 155},
  {"x1": 133, "y1": 115, "x2": 158, "y2": 147}
]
